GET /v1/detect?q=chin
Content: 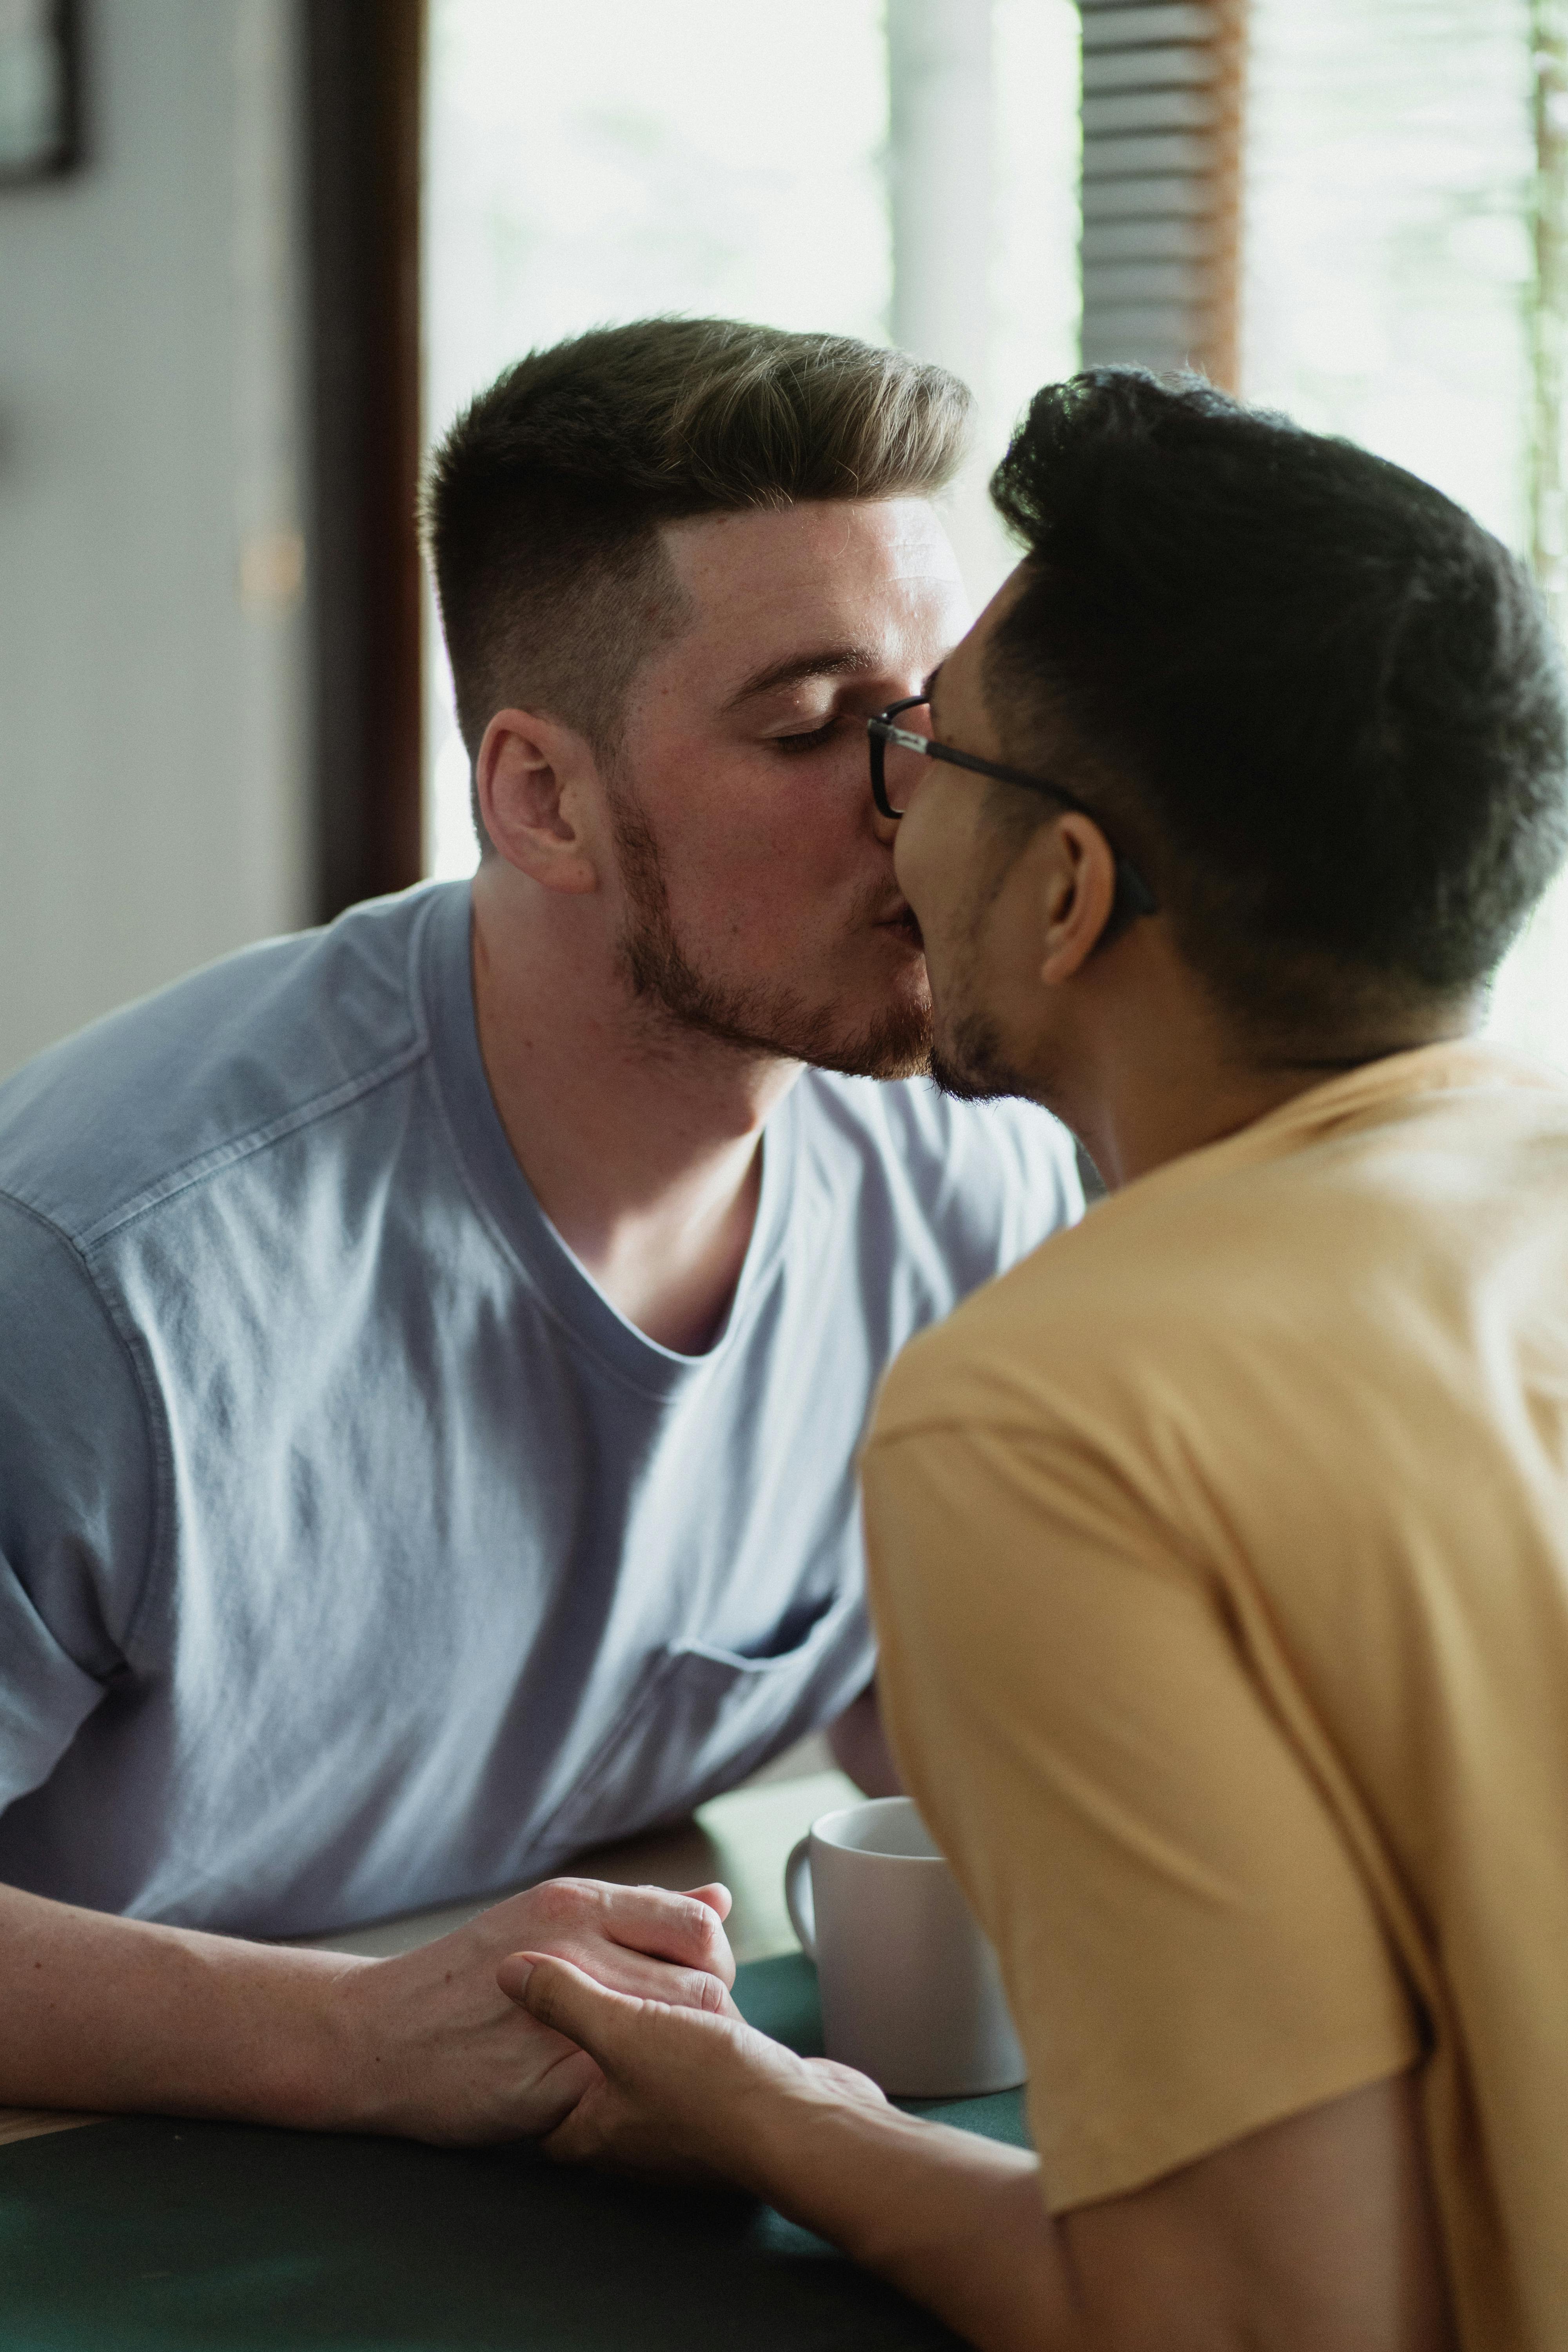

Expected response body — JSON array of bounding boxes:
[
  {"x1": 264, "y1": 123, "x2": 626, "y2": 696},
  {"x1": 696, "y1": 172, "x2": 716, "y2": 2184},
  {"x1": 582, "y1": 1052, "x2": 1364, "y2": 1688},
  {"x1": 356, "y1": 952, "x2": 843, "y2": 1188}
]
[
  {"x1": 622, "y1": 891, "x2": 934, "y2": 1080},
  {"x1": 810, "y1": 1016, "x2": 933, "y2": 1084},
  {"x1": 928, "y1": 1007, "x2": 1034, "y2": 1103}
]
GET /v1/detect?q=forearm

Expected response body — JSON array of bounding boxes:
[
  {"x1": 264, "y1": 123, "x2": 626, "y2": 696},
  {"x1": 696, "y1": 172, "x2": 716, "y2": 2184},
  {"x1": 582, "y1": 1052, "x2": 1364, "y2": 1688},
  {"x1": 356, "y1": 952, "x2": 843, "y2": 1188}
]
[
  {"x1": 733, "y1": 2084, "x2": 1076, "y2": 2352},
  {"x1": 0, "y1": 1879, "x2": 367, "y2": 2128}
]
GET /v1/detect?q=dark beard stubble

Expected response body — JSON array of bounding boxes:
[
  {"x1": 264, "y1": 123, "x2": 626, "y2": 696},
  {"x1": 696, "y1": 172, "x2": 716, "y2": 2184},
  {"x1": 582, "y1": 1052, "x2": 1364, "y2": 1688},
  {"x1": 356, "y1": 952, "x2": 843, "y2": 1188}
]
[
  {"x1": 928, "y1": 1007, "x2": 1035, "y2": 1103},
  {"x1": 924, "y1": 862, "x2": 1038, "y2": 1106}
]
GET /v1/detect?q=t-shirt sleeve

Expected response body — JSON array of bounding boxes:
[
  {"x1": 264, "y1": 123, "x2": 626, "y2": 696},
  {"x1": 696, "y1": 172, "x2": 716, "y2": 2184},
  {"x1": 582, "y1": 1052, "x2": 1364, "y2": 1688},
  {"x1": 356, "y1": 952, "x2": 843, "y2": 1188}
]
[
  {"x1": 0, "y1": 1194, "x2": 154, "y2": 1811},
  {"x1": 862, "y1": 1415, "x2": 1421, "y2": 2213}
]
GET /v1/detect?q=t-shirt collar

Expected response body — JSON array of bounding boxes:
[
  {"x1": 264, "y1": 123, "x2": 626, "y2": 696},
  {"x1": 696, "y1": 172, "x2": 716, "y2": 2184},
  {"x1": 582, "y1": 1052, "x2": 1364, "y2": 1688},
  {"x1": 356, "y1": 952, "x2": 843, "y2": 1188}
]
[{"x1": 417, "y1": 879, "x2": 799, "y2": 1397}]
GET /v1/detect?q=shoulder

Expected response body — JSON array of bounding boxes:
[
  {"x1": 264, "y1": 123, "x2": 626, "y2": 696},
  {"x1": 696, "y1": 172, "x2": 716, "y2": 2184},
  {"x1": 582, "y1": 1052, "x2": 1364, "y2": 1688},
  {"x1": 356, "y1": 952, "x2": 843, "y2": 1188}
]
[
  {"x1": 873, "y1": 1085, "x2": 1508, "y2": 1448},
  {"x1": 794, "y1": 1071, "x2": 1082, "y2": 1267},
  {"x1": 0, "y1": 885, "x2": 450, "y2": 1247},
  {"x1": 871, "y1": 1139, "x2": 1270, "y2": 1448}
]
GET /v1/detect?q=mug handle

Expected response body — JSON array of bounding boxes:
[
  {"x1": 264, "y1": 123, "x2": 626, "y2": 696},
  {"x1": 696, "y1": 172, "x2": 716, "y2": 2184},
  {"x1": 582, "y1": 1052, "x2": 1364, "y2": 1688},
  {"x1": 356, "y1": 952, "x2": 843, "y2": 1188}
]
[{"x1": 783, "y1": 1834, "x2": 817, "y2": 1961}]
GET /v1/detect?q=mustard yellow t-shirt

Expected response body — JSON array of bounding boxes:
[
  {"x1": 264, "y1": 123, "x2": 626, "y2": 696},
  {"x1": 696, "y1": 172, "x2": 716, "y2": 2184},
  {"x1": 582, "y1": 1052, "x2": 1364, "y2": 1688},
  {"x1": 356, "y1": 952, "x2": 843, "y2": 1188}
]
[{"x1": 863, "y1": 1044, "x2": 1568, "y2": 2352}]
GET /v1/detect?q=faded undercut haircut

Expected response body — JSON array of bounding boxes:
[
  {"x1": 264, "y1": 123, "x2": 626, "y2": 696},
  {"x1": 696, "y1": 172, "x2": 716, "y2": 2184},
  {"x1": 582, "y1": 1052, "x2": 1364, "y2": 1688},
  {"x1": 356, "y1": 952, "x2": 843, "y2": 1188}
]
[
  {"x1": 423, "y1": 318, "x2": 972, "y2": 848},
  {"x1": 984, "y1": 368, "x2": 1568, "y2": 1042}
]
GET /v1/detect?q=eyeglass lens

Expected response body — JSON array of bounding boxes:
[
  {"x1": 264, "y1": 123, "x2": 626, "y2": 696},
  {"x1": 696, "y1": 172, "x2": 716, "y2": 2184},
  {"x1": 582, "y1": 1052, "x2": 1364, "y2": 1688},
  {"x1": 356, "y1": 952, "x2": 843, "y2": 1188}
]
[{"x1": 870, "y1": 699, "x2": 931, "y2": 821}]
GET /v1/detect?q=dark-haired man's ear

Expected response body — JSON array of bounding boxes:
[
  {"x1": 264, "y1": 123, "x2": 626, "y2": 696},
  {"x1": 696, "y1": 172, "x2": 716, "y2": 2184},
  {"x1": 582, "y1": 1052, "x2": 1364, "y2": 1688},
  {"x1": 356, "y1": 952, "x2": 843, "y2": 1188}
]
[
  {"x1": 477, "y1": 708, "x2": 602, "y2": 894},
  {"x1": 1035, "y1": 811, "x2": 1120, "y2": 985}
]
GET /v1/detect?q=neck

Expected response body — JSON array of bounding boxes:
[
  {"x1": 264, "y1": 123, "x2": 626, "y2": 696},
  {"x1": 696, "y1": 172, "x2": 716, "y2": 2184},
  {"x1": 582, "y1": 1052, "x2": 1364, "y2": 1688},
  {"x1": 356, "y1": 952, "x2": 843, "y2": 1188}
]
[
  {"x1": 468, "y1": 861, "x2": 800, "y2": 1354},
  {"x1": 1049, "y1": 934, "x2": 1481, "y2": 1191}
]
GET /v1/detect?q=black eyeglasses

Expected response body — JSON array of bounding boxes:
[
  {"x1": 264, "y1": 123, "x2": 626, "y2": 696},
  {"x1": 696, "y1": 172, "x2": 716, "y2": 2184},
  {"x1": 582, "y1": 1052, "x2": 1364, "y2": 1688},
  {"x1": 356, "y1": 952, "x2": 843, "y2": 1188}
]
[{"x1": 867, "y1": 697, "x2": 1158, "y2": 920}]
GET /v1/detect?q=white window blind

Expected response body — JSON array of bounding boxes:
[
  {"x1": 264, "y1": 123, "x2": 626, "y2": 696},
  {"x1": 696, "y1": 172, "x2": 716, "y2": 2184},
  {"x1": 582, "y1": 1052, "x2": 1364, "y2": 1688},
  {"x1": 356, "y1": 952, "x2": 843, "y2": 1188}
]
[{"x1": 1078, "y1": 0, "x2": 1247, "y2": 385}]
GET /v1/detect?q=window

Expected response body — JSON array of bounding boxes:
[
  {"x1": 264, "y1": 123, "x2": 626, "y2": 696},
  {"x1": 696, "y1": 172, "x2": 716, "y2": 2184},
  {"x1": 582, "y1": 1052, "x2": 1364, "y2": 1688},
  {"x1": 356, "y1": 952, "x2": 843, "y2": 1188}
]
[
  {"x1": 423, "y1": 3, "x2": 1566, "y2": 1072},
  {"x1": 1078, "y1": 0, "x2": 1568, "y2": 1067},
  {"x1": 1241, "y1": 0, "x2": 1568, "y2": 1066},
  {"x1": 421, "y1": 0, "x2": 1080, "y2": 880}
]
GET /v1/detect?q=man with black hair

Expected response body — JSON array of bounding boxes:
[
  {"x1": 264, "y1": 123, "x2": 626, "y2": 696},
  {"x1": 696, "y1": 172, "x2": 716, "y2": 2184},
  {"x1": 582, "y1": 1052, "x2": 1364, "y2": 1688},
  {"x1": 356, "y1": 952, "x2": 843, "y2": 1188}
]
[
  {"x1": 506, "y1": 372, "x2": 1568, "y2": 2351},
  {"x1": 0, "y1": 321, "x2": 1080, "y2": 2138}
]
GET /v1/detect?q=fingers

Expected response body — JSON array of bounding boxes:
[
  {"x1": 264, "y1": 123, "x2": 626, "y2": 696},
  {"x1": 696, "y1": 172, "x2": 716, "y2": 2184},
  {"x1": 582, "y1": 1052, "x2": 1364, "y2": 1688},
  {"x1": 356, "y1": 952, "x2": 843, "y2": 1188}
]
[
  {"x1": 498, "y1": 1946, "x2": 732, "y2": 2024},
  {"x1": 519, "y1": 2043, "x2": 603, "y2": 2140},
  {"x1": 484, "y1": 1877, "x2": 737, "y2": 1986},
  {"x1": 595, "y1": 1882, "x2": 737, "y2": 1987},
  {"x1": 577, "y1": 1949, "x2": 736, "y2": 2014},
  {"x1": 494, "y1": 1950, "x2": 534, "y2": 2005},
  {"x1": 505, "y1": 1954, "x2": 748, "y2": 2182},
  {"x1": 501, "y1": 1951, "x2": 633, "y2": 2062},
  {"x1": 687, "y1": 1882, "x2": 733, "y2": 1921}
]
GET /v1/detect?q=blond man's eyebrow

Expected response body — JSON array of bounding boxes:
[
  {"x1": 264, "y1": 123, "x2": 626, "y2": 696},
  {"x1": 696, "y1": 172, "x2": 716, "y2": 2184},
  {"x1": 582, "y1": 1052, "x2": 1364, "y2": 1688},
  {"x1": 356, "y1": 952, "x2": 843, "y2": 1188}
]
[{"x1": 723, "y1": 644, "x2": 883, "y2": 711}]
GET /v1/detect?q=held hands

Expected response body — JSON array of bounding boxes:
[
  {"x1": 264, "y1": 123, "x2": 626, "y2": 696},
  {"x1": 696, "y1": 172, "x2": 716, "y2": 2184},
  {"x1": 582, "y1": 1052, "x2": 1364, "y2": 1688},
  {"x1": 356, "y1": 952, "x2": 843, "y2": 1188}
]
[
  {"x1": 495, "y1": 1945, "x2": 888, "y2": 2189},
  {"x1": 330, "y1": 1877, "x2": 739, "y2": 2145}
]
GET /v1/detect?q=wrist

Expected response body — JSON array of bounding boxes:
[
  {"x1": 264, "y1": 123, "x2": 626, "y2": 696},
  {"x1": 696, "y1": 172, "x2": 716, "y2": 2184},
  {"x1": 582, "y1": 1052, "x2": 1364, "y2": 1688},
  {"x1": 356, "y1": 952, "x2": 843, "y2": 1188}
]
[
  {"x1": 728, "y1": 2071, "x2": 1040, "y2": 2282},
  {"x1": 724, "y1": 2063, "x2": 897, "y2": 2228},
  {"x1": 206, "y1": 1941, "x2": 390, "y2": 2135},
  {"x1": 257, "y1": 1947, "x2": 380, "y2": 2132}
]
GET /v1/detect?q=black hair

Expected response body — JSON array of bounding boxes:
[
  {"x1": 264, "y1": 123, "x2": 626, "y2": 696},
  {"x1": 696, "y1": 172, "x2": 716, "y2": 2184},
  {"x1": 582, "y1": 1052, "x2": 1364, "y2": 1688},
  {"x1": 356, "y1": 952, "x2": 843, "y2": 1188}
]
[{"x1": 986, "y1": 368, "x2": 1568, "y2": 1033}]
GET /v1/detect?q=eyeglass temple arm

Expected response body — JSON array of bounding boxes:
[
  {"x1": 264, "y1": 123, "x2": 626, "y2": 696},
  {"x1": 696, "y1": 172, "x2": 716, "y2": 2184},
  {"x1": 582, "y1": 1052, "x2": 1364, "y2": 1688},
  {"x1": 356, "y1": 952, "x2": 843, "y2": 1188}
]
[{"x1": 867, "y1": 715, "x2": 1159, "y2": 918}]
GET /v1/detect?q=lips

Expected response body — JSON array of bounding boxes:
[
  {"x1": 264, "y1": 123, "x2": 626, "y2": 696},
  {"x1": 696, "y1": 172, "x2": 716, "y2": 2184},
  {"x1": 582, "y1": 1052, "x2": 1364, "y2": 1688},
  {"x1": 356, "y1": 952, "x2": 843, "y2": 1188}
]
[{"x1": 879, "y1": 906, "x2": 925, "y2": 949}]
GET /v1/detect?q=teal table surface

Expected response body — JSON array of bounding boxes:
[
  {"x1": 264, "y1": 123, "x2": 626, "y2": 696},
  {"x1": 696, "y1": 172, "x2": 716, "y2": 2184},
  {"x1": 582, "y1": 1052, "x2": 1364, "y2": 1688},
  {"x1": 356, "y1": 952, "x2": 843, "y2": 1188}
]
[{"x1": 0, "y1": 1952, "x2": 1028, "y2": 2351}]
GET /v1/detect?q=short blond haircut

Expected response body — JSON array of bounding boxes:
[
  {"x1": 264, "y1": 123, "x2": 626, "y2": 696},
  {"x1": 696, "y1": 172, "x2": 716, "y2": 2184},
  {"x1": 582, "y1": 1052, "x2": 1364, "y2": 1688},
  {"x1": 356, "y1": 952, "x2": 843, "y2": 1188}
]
[{"x1": 423, "y1": 318, "x2": 972, "y2": 832}]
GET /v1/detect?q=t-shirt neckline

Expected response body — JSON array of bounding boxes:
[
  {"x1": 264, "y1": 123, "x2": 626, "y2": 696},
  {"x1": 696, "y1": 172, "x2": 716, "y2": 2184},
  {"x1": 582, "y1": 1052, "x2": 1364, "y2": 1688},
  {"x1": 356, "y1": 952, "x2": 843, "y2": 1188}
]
[
  {"x1": 1113, "y1": 1036, "x2": 1566, "y2": 1219},
  {"x1": 418, "y1": 880, "x2": 799, "y2": 1396}
]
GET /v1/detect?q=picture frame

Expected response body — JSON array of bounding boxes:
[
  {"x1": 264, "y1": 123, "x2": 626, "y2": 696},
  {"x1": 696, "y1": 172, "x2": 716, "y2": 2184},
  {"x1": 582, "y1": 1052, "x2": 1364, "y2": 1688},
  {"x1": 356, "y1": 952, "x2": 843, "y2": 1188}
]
[{"x1": 0, "y1": 0, "x2": 80, "y2": 186}]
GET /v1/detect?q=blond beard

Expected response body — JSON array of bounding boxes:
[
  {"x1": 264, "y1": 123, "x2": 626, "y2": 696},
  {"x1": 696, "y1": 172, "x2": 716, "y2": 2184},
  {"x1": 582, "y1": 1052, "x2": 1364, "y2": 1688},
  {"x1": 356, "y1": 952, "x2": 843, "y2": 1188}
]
[{"x1": 609, "y1": 786, "x2": 933, "y2": 1081}]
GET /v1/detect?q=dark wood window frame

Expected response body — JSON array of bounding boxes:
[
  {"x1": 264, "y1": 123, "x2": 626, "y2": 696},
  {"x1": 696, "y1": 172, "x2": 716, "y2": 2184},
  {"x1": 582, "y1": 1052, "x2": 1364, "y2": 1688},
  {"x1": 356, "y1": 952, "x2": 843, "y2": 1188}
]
[
  {"x1": 305, "y1": 0, "x2": 426, "y2": 921},
  {"x1": 0, "y1": 0, "x2": 83, "y2": 185}
]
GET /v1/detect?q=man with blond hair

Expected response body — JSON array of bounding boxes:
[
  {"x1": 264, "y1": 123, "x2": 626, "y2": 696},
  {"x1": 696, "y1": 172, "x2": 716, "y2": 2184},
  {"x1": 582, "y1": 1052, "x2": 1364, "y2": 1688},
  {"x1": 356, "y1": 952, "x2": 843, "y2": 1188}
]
[{"x1": 0, "y1": 321, "x2": 1079, "y2": 2139}]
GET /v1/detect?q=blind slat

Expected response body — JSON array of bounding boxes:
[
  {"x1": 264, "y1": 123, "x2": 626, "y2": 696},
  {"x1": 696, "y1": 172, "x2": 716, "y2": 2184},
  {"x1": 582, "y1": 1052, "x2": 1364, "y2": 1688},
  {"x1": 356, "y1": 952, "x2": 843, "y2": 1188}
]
[
  {"x1": 1082, "y1": 129, "x2": 1215, "y2": 177},
  {"x1": 1082, "y1": 89, "x2": 1219, "y2": 135},
  {"x1": 1082, "y1": 44, "x2": 1218, "y2": 92},
  {"x1": 1082, "y1": 4, "x2": 1217, "y2": 51},
  {"x1": 1082, "y1": 173, "x2": 1217, "y2": 219},
  {"x1": 1078, "y1": 0, "x2": 1245, "y2": 384},
  {"x1": 1083, "y1": 215, "x2": 1218, "y2": 261}
]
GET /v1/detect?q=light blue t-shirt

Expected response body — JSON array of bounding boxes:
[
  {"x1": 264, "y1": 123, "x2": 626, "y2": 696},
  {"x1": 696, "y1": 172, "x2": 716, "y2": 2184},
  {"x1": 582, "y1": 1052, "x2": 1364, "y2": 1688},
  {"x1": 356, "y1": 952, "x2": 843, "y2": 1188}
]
[{"x1": 0, "y1": 884, "x2": 1080, "y2": 1938}]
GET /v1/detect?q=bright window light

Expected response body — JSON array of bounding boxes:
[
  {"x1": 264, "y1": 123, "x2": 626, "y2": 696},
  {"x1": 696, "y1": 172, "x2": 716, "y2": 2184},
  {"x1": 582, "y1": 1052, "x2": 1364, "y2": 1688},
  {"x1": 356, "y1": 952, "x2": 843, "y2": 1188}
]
[
  {"x1": 421, "y1": 0, "x2": 1081, "y2": 884},
  {"x1": 1243, "y1": 0, "x2": 1568, "y2": 1070},
  {"x1": 423, "y1": 0, "x2": 891, "y2": 883}
]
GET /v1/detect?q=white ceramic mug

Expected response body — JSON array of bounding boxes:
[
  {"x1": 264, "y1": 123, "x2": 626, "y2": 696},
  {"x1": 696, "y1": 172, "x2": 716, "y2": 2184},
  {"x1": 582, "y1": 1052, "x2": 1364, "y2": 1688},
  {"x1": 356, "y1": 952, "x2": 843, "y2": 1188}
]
[{"x1": 783, "y1": 1795, "x2": 1026, "y2": 2098}]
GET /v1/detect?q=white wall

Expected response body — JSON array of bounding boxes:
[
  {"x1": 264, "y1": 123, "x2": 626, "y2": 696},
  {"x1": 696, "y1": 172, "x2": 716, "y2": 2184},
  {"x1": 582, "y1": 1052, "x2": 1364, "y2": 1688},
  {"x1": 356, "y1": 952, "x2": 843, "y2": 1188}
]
[{"x1": 0, "y1": 0, "x2": 310, "y2": 1081}]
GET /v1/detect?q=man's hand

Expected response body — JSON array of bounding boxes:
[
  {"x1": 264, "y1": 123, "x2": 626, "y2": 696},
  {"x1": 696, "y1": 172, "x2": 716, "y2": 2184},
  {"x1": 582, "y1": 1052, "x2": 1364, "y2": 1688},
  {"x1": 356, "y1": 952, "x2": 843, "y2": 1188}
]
[
  {"x1": 501, "y1": 1955, "x2": 1455, "y2": 2352},
  {"x1": 496, "y1": 1947, "x2": 886, "y2": 2187},
  {"x1": 330, "y1": 1878, "x2": 739, "y2": 2146},
  {"x1": 0, "y1": 1873, "x2": 737, "y2": 2148}
]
